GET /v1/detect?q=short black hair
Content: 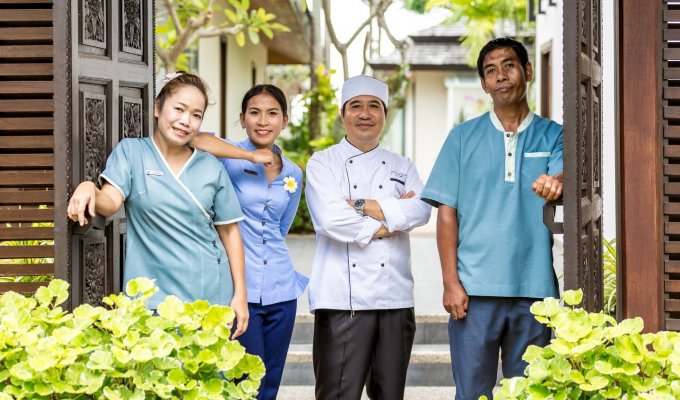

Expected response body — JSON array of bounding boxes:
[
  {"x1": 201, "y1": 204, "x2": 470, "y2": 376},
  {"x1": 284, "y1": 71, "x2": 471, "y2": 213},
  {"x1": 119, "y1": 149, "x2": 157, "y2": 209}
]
[{"x1": 477, "y1": 37, "x2": 529, "y2": 78}]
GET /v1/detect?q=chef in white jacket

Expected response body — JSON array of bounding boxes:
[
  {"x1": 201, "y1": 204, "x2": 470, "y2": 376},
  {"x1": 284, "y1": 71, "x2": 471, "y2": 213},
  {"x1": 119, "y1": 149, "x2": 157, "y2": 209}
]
[{"x1": 305, "y1": 75, "x2": 432, "y2": 400}]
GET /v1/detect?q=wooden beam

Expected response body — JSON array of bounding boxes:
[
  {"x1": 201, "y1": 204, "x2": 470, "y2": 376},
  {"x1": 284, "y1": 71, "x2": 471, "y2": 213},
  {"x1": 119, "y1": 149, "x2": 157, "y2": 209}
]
[
  {"x1": 0, "y1": 100, "x2": 53, "y2": 113},
  {"x1": 0, "y1": 117, "x2": 53, "y2": 131},
  {"x1": 0, "y1": 9, "x2": 52, "y2": 22},
  {"x1": 0, "y1": 45, "x2": 52, "y2": 59},
  {"x1": 0, "y1": 64, "x2": 52, "y2": 77},
  {"x1": 0, "y1": 27, "x2": 52, "y2": 41},
  {"x1": 0, "y1": 171, "x2": 53, "y2": 187},
  {"x1": 0, "y1": 0, "x2": 53, "y2": 3},
  {"x1": 0, "y1": 207, "x2": 54, "y2": 222},
  {"x1": 0, "y1": 264, "x2": 54, "y2": 276},
  {"x1": 0, "y1": 227, "x2": 54, "y2": 240},
  {"x1": 0, "y1": 81, "x2": 53, "y2": 94},
  {"x1": 618, "y1": 0, "x2": 664, "y2": 331},
  {"x1": 0, "y1": 190, "x2": 54, "y2": 205},
  {"x1": 0, "y1": 245, "x2": 53, "y2": 259},
  {"x1": 0, "y1": 155, "x2": 54, "y2": 168},
  {"x1": 0, "y1": 136, "x2": 53, "y2": 149}
]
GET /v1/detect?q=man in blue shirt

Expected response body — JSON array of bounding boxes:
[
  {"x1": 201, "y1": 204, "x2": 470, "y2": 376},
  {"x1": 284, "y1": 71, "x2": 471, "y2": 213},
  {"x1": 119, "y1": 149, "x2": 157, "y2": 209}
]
[{"x1": 421, "y1": 37, "x2": 563, "y2": 399}]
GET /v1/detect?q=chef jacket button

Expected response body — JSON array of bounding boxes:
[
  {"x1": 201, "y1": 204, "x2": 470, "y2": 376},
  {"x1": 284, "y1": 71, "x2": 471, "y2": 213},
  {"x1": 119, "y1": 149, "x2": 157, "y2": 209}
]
[
  {"x1": 507, "y1": 172, "x2": 512, "y2": 177},
  {"x1": 506, "y1": 133, "x2": 510, "y2": 137},
  {"x1": 382, "y1": 161, "x2": 385, "y2": 164},
  {"x1": 261, "y1": 220, "x2": 266, "y2": 226},
  {"x1": 381, "y1": 263, "x2": 385, "y2": 267},
  {"x1": 263, "y1": 239, "x2": 267, "y2": 244},
  {"x1": 268, "y1": 184, "x2": 272, "y2": 188},
  {"x1": 508, "y1": 152, "x2": 512, "y2": 157},
  {"x1": 353, "y1": 184, "x2": 357, "y2": 189},
  {"x1": 264, "y1": 260, "x2": 268, "y2": 265},
  {"x1": 349, "y1": 160, "x2": 353, "y2": 164},
  {"x1": 352, "y1": 263, "x2": 356, "y2": 268},
  {"x1": 217, "y1": 258, "x2": 221, "y2": 264},
  {"x1": 379, "y1": 185, "x2": 383, "y2": 189}
]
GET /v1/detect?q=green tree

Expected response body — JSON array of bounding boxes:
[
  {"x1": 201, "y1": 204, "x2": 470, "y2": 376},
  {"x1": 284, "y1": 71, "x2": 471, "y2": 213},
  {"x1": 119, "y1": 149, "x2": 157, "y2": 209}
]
[
  {"x1": 424, "y1": 0, "x2": 533, "y2": 66},
  {"x1": 156, "y1": 0, "x2": 290, "y2": 72}
]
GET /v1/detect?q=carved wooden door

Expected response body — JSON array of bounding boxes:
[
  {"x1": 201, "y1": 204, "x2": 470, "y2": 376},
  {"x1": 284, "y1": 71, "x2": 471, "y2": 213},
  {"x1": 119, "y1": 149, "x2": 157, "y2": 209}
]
[
  {"x1": 563, "y1": 0, "x2": 604, "y2": 311},
  {"x1": 54, "y1": 0, "x2": 154, "y2": 307}
]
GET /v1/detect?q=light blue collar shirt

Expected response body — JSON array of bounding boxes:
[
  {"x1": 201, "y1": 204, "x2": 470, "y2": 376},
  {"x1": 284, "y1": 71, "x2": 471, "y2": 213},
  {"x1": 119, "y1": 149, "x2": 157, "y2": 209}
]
[{"x1": 219, "y1": 139, "x2": 308, "y2": 306}]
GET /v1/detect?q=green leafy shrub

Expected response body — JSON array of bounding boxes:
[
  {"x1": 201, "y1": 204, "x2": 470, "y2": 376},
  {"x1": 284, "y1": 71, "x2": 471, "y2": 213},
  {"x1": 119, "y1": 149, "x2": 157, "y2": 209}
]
[
  {"x1": 493, "y1": 290, "x2": 680, "y2": 400},
  {"x1": 0, "y1": 278, "x2": 264, "y2": 399},
  {"x1": 603, "y1": 238, "x2": 617, "y2": 315}
]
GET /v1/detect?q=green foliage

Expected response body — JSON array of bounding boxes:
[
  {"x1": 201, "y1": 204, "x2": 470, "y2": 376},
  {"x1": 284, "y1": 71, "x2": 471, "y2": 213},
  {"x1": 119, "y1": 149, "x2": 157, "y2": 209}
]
[
  {"x1": 425, "y1": 0, "x2": 533, "y2": 67},
  {"x1": 155, "y1": 0, "x2": 289, "y2": 72},
  {"x1": 493, "y1": 289, "x2": 680, "y2": 400},
  {"x1": 404, "y1": 0, "x2": 429, "y2": 13},
  {"x1": 281, "y1": 65, "x2": 341, "y2": 233},
  {"x1": 603, "y1": 238, "x2": 617, "y2": 315},
  {"x1": 0, "y1": 278, "x2": 265, "y2": 399}
]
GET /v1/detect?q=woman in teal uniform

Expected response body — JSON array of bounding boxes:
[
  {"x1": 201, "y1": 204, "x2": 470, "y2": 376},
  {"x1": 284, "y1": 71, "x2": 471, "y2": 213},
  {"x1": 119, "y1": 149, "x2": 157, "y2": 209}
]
[{"x1": 67, "y1": 72, "x2": 263, "y2": 338}]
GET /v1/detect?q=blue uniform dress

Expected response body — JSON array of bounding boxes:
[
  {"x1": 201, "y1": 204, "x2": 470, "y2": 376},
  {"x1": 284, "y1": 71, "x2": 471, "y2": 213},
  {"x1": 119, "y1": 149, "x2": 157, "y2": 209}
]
[
  {"x1": 100, "y1": 137, "x2": 244, "y2": 309},
  {"x1": 219, "y1": 138, "x2": 307, "y2": 400},
  {"x1": 422, "y1": 111, "x2": 563, "y2": 400}
]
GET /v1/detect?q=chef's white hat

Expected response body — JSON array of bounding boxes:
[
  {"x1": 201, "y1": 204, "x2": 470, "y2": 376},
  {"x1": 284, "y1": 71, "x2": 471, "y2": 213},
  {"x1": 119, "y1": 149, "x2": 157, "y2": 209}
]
[{"x1": 341, "y1": 75, "x2": 389, "y2": 108}]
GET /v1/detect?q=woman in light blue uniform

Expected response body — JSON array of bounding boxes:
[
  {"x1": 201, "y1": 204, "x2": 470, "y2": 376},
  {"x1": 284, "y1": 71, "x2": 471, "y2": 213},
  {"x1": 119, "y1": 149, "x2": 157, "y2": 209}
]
[
  {"x1": 192, "y1": 85, "x2": 307, "y2": 400},
  {"x1": 67, "y1": 72, "x2": 269, "y2": 338}
]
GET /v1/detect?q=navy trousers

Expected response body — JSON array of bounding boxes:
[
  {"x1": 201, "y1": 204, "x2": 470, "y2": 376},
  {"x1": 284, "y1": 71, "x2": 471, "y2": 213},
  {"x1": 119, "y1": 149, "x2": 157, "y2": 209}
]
[
  {"x1": 449, "y1": 296, "x2": 551, "y2": 400},
  {"x1": 236, "y1": 299, "x2": 297, "y2": 400}
]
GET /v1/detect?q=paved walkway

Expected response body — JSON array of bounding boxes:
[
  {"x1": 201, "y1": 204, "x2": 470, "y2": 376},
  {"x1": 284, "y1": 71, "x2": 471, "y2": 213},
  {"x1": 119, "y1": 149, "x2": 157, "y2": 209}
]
[{"x1": 277, "y1": 385, "x2": 457, "y2": 399}]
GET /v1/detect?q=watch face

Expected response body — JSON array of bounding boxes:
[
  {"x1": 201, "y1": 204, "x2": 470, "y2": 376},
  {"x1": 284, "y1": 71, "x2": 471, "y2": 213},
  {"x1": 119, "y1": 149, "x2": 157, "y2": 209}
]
[{"x1": 354, "y1": 199, "x2": 365, "y2": 214}]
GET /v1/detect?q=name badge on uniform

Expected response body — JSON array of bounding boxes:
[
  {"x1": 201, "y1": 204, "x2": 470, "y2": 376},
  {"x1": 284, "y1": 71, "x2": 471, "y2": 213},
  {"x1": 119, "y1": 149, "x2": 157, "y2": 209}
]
[
  {"x1": 390, "y1": 171, "x2": 406, "y2": 185},
  {"x1": 145, "y1": 169, "x2": 164, "y2": 176}
]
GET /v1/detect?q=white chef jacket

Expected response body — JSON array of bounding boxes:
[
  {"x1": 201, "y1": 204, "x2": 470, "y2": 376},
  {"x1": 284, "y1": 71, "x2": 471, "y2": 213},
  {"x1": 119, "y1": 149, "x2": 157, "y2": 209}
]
[{"x1": 305, "y1": 138, "x2": 432, "y2": 312}]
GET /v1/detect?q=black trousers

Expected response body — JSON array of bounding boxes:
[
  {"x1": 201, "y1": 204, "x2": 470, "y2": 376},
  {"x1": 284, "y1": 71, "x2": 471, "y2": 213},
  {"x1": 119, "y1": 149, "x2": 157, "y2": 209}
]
[{"x1": 313, "y1": 308, "x2": 416, "y2": 400}]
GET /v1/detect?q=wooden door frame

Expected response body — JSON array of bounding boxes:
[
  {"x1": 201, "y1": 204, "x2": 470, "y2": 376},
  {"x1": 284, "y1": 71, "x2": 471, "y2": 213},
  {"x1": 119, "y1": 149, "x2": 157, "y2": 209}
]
[{"x1": 617, "y1": 0, "x2": 664, "y2": 331}]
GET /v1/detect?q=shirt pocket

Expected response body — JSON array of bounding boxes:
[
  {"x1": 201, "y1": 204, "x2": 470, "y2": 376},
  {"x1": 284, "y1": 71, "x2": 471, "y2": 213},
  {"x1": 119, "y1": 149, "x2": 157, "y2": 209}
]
[
  {"x1": 523, "y1": 151, "x2": 551, "y2": 158},
  {"x1": 521, "y1": 152, "x2": 550, "y2": 180},
  {"x1": 384, "y1": 178, "x2": 404, "y2": 198}
]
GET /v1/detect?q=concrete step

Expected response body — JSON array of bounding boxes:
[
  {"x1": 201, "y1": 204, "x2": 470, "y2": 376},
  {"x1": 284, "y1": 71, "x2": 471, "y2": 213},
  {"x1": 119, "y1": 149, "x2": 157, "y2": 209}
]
[
  {"x1": 291, "y1": 314, "x2": 450, "y2": 345},
  {"x1": 281, "y1": 343, "x2": 454, "y2": 386},
  {"x1": 277, "y1": 385, "x2": 457, "y2": 399}
]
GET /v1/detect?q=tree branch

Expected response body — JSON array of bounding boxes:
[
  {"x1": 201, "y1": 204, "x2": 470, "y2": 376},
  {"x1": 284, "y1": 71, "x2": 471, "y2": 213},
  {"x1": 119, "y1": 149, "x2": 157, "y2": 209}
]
[
  {"x1": 361, "y1": 31, "x2": 370, "y2": 74},
  {"x1": 163, "y1": 0, "x2": 183, "y2": 36},
  {"x1": 378, "y1": 12, "x2": 405, "y2": 50},
  {"x1": 193, "y1": 25, "x2": 244, "y2": 40},
  {"x1": 323, "y1": 0, "x2": 388, "y2": 53}
]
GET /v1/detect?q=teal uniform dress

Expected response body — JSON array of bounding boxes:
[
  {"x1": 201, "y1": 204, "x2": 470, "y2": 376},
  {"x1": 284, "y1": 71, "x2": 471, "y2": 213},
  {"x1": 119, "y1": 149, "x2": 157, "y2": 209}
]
[{"x1": 100, "y1": 137, "x2": 244, "y2": 309}]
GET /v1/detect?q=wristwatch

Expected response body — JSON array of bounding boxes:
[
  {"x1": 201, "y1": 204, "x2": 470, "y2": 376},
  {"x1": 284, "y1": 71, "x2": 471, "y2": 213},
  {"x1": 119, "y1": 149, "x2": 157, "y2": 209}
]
[{"x1": 353, "y1": 199, "x2": 366, "y2": 216}]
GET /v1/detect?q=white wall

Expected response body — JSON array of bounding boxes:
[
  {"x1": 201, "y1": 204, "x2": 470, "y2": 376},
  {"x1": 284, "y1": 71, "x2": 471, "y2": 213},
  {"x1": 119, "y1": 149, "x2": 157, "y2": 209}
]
[
  {"x1": 602, "y1": 0, "x2": 616, "y2": 241},
  {"x1": 198, "y1": 36, "x2": 221, "y2": 134},
  {"x1": 534, "y1": 1, "x2": 564, "y2": 123},
  {"x1": 408, "y1": 70, "x2": 489, "y2": 233},
  {"x1": 224, "y1": 36, "x2": 267, "y2": 141},
  {"x1": 197, "y1": 4, "x2": 268, "y2": 139}
]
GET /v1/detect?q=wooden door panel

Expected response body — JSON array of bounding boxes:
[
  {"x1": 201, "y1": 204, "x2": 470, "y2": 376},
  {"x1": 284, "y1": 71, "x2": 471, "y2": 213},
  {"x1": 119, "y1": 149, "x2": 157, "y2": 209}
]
[
  {"x1": 49, "y1": 0, "x2": 154, "y2": 307},
  {"x1": 563, "y1": 0, "x2": 604, "y2": 312}
]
